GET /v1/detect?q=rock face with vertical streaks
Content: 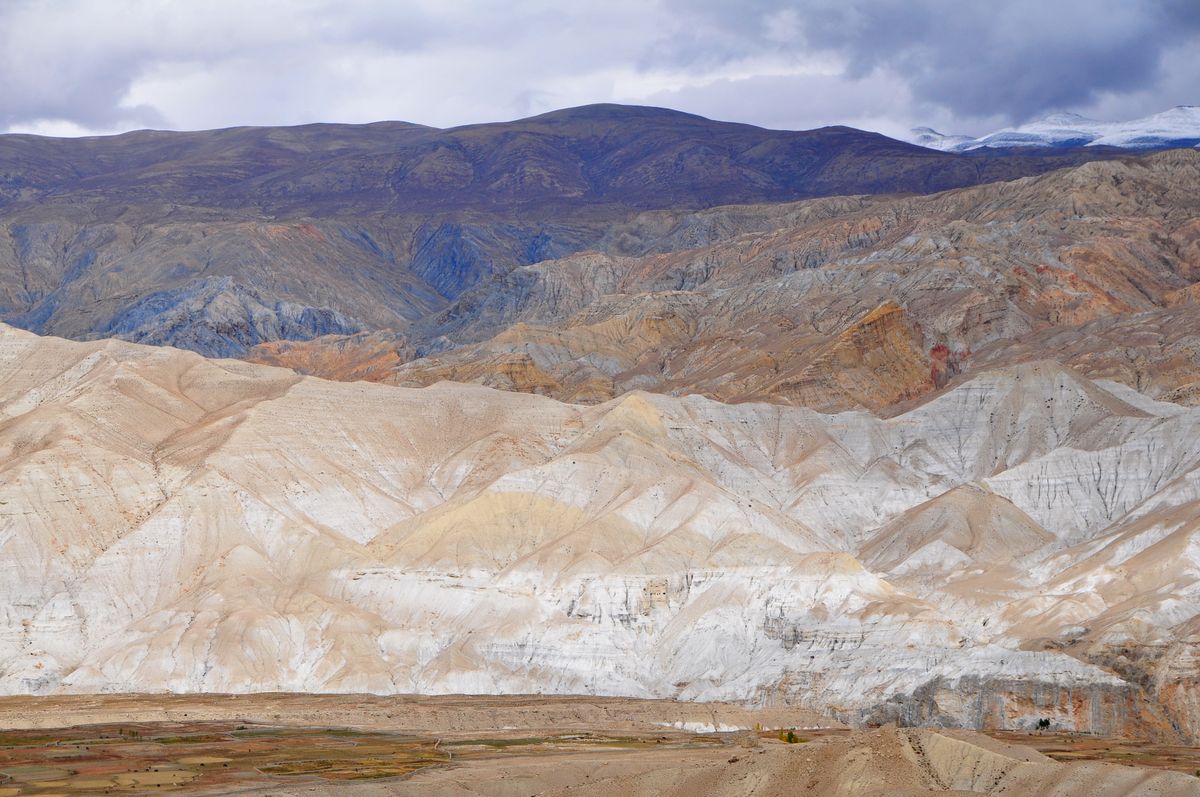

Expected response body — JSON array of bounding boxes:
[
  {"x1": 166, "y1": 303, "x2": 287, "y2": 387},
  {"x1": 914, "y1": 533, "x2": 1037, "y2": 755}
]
[{"x1": 3, "y1": 323, "x2": 1200, "y2": 742}]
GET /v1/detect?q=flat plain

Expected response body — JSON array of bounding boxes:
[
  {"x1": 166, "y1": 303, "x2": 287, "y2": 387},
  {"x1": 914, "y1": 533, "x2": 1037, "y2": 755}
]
[{"x1": 0, "y1": 695, "x2": 1198, "y2": 796}]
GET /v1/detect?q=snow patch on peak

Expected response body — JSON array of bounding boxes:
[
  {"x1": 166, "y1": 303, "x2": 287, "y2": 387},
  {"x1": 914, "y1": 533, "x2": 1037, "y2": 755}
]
[
  {"x1": 912, "y1": 106, "x2": 1200, "y2": 152},
  {"x1": 1035, "y1": 112, "x2": 1096, "y2": 126},
  {"x1": 908, "y1": 127, "x2": 973, "y2": 150}
]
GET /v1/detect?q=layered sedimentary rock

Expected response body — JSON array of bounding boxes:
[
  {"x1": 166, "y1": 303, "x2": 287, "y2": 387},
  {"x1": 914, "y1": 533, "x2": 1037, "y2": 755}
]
[
  {"x1": 250, "y1": 150, "x2": 1200, "y2": 413},
  {"x1": 3, "y1": 323, "x2": 1198, "y2": 741}
]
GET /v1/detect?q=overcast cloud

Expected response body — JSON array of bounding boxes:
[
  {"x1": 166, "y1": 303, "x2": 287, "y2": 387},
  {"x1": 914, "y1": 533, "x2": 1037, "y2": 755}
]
[{"x1": 2, "y1": 0, "x2": 1197, "y2": 140}]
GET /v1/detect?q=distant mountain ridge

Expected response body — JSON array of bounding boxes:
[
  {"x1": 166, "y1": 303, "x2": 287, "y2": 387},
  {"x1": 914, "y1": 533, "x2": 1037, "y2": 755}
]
[
  {"x1": 0, "y1": 103, "x2": 1059, "y2": 213},
  {"x1": 0, "y1": 104, "x2": 1126, "y2": 357},
  {"x1": 913, "y1": 105, "x2": 1200, "y2": 151}
]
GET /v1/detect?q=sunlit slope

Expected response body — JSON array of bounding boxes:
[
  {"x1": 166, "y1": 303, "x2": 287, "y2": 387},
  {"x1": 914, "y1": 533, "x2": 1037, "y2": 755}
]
[{"x1": 1, "y1": 324, "x2": 1198, "y2": 740}]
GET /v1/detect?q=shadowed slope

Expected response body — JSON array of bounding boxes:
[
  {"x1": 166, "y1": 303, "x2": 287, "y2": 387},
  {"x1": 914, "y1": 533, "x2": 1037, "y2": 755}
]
[{"x1": 0, "y1": 105, "x2": 1128, "y2": 356}]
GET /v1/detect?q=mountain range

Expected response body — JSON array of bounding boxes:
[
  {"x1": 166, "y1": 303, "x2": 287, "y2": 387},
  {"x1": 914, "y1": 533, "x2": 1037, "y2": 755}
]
[
  {"x1": 913, "y1": 106, "x2": 1200, "y2": 151},
  {"x1": 0, "y1": 105, "x2": 1123, "y2": 358},
  {"x1": 1, "y1": 104, "x2": 1199, "y2": 743},
  {"x1": 249, "y1": 149, "x2": 1200, "y2": 413}
]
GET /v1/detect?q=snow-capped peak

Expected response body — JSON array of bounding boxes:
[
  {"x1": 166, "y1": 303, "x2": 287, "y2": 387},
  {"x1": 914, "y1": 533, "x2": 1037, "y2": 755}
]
[
  {"x1": 911, "y1": 106, "x2": 1200, "y2": 152},
  {"x1": 908, "y1": 127, "x2": 974, "y2": 150},
  {"x1": 1034, "y1": 111, "x2": 1095, "y2": 127}
]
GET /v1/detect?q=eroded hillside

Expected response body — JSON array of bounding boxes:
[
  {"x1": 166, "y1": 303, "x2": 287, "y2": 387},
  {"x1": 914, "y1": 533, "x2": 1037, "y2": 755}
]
[
  {"x1": 2, "y1": 324, "x2": 1198, "y2": 741},
  {"x1": 249, "y1": 150, "x2": 1200, "y2": 412}
]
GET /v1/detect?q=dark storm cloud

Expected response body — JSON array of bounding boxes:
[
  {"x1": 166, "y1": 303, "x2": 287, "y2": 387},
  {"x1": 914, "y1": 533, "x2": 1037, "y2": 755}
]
[
  {"x1": 0, "y1": 1, "x2": 1196, "y2": 138},
  {"x1": 794, "y1": 0, "x2": 1200, "y2": 122},
  {"x1": 663, "y1": 0, "x2": 1200, "y2": 123}
]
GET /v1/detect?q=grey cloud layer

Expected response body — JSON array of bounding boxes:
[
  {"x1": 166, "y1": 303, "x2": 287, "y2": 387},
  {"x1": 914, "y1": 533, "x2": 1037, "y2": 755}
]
[
  {"x1": 1, "y1": 0, "x2": 1196, "y2": 136},
  {"x1": 790, "y1": 0, "x2": 1200, "y2": 120}
]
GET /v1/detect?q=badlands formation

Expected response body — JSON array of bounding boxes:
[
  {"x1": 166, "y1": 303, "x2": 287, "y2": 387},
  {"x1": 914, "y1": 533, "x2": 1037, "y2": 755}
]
[
  {"x1": 250, "y1": 150, "x2": 1200, "y2": 412},
  {"x1": 2, "y1": 318, "x2": 1200, "y2": 745}
]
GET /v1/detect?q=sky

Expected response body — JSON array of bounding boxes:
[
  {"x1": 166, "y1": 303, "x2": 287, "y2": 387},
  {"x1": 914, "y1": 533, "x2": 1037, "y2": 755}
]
[{"x1": 2, "y1": 0, "x2": 1198, "y2": 141}]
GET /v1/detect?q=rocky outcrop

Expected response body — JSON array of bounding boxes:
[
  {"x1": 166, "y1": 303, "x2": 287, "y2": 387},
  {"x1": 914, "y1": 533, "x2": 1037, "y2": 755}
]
[
  {"x1": 94, "y1": 277, "x2": 363, "y2": 357},
  {"x1": 246, "y1": 331, "x2": 412, "y2": 381},
  {"x1": 855, "y1": 676, "x2": 1172, "y2": 740},
  {"x1": 766, "y1": 301, "x2": 945, "y2": 411},
  {"x1": 0, "y1": 216, "x2": 449, "y2": 355}
]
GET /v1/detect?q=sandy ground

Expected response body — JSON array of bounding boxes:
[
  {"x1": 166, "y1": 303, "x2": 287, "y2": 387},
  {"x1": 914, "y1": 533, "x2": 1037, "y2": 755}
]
[
  {"x1": 0, "y1": 693, "x2": 832, "y2": 737},
  {"x1": 235, "y1": 727, "x2": 1200, "y2": 797},
  {"x1": 0, "y1": 695, "x2": 1197, "y2": 796}
]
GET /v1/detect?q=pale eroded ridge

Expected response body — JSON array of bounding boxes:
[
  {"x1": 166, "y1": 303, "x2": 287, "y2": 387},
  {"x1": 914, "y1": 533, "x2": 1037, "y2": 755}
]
[{"x1": 1, "y1": 323, "x2": 1198, "y2": 740}]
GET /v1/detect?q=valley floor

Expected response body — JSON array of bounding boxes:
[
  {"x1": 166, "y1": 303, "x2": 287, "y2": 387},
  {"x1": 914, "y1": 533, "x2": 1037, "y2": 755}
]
[{"x1": 0, "y1": 695, "x2": 1197, "y2": 796}]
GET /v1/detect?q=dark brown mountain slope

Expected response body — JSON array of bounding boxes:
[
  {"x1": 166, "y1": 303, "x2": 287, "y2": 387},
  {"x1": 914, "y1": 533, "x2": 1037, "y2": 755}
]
[{"x1": 0, "y1": 104, "x2": 1124, "y2": 356}]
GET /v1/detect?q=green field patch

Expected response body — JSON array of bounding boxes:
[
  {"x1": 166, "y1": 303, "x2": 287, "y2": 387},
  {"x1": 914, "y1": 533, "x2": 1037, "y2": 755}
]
[
  {"x1": 258, "y1": 759, "x2": 339, "y2": 776},
  {"x1": 326, "y1": 766, "x2": 425, "y2": 780},
  {"x1": 446, "y1": 736, "x2": 553, "y2": 748},
  {"x1": 0, "y1": 736, "x2": 59, "y2": 749},
  {"x1": 152, "y1": 733, "x2": 231, "y2": 745},
  {"x1": 175, "y1": 755, "x2": 232, "y2": 765},
  {"x1": 230, "y1": 728, "x2": 290, "y2": 738},
  {"x1": 0, "y1": 766, "x2": 74, "y2": 783}
]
